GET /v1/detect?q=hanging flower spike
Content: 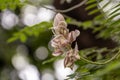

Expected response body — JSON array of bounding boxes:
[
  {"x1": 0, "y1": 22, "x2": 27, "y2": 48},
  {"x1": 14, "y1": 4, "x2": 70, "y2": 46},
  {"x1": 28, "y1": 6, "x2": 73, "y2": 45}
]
[{"x1": 51, "y1": 13, "x2": 80, "y2": 69}]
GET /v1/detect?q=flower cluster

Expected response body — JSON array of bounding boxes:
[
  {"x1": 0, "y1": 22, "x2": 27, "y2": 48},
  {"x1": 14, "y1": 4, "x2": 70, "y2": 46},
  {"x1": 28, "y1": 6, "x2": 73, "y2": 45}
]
[{"x1": 51, "y1": 13, "x2": 80, "y2": 69}]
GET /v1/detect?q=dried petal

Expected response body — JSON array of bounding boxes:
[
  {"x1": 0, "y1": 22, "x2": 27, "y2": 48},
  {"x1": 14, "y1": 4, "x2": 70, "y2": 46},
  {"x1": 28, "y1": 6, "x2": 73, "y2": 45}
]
[
  {"x1": 74, "y1": 43, "x2": 80, "y2": 59},
  {"x1": 64, "y1": 49, "x2": 74, "y2": 69},
  {"x1": 51, "y1": 40, "x2": 58, "y2": 48},
  {"x1": 53, "y1": 48, "x2": 63, "y2": 56},
  {"x1": 53, "y1": 21, "x2": 68, "y2": 35},
  {"x1": 67, "y1": 49, "x2": 73, "y2": 57},
  {"x1": 51, "y1": 35, "x2": 69, "y2": 48},
  {"x1": 67, "y1": 31, "x2": 76, "y2": 42},
  {"x1": 64, "y1": 43, "x2": 80, "y2": 69},
  {"x1": 57, "y1": 21, "x2": 67, "y2": 28},
  {"x1": 74, "y1": 30, "x2": 80, "y2": 37},
  {"x1": 53, "y1": 13, "x2": 65, "y2": 27},
  {"x1": 64, "y1": 56, "x2": 74, "y2": 68},
  {"x1": 51, "y1": 36, "x2": 60, "y2": 48},
  {"x1": 67, "y1": 30, "x2": 80, "y2": 43}
]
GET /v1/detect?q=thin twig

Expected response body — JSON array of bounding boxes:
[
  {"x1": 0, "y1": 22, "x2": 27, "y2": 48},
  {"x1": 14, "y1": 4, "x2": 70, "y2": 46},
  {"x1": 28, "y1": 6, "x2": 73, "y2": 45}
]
[
  {"x1": 79, "y1": 49, "x2": 120, "y2": 65},
  {"x1": 41, "y1": 0, "x2": 87, "y2": 13}
]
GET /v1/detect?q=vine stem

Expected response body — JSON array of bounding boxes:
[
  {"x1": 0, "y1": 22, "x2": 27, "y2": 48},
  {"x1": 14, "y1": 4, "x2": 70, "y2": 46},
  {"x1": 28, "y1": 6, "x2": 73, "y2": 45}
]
[
  {"x1": 40, "y1": 0, "x2": 88, "y2": 13},
  {"x1": 79, "y1": 49, "x2": 120, "y2": 65},
  {"x1": 40, "y1": 0, "x2": 86, "y2": 27}
]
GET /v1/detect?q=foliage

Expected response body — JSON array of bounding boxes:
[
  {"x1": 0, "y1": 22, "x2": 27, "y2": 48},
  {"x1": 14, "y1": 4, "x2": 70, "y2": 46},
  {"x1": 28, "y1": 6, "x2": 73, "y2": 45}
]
[
  {"x1": 0, "y1": 0, "x2": 23, "y2": 10},
  {"x1": 7, "y1": 21, "x2": 52, "y2": 43}
]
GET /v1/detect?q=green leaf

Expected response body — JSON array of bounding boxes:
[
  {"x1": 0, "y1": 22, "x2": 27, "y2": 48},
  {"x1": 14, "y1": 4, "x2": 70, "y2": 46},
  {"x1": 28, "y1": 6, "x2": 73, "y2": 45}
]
[
  {"x1": 109, "y1": 7, "x2": 120, "y2": 16},
  {"x1": 95, "y1": 60, "x2": 120, "y2": 76},
  {"x1": 97, "y1": 27, "x2": 113, "y2": 38},
  {"x1": 7, "y1": 37, "x2": 18, "y2": 43},
  {"x1": 19, "y1": 33, "x2": 27, "y2": 42},
  {"x1": 86, "y1": 0, "x2": 96, "y2": 5},
  {"x1": 100, "y1": 0, "x2": 112, "y2": 11},
  {"x1": 88, "y1": 9, "x2": 99, "y2": 15},
  {"x1": 82, "y1": 21, "x2": 93, "y2": 29},
  {"x1": 42, "y1": 56, "x2": 63, "y2": 65},
  {"x1": 85, "y1": 4, "x2": 97, "y2": 10},
  {"x1": 8, "y1": 21, "x2": 52, "y2": 43},
  {"x1": 0, "y1": 0, "x2": 23, "y2": 10}
]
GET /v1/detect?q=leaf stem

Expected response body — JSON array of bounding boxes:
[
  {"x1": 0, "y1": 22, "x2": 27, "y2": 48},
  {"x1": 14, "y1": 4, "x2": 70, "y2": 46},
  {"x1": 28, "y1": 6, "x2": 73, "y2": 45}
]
[{"x1": 79, "y1": 49, "x2": 120, "y2": 65}]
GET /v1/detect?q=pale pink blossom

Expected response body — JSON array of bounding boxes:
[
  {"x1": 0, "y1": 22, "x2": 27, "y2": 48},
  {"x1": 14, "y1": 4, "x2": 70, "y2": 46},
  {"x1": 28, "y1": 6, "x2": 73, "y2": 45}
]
[{"x1": 51, "y1": 13, "x2": 80, "y2": 69}]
